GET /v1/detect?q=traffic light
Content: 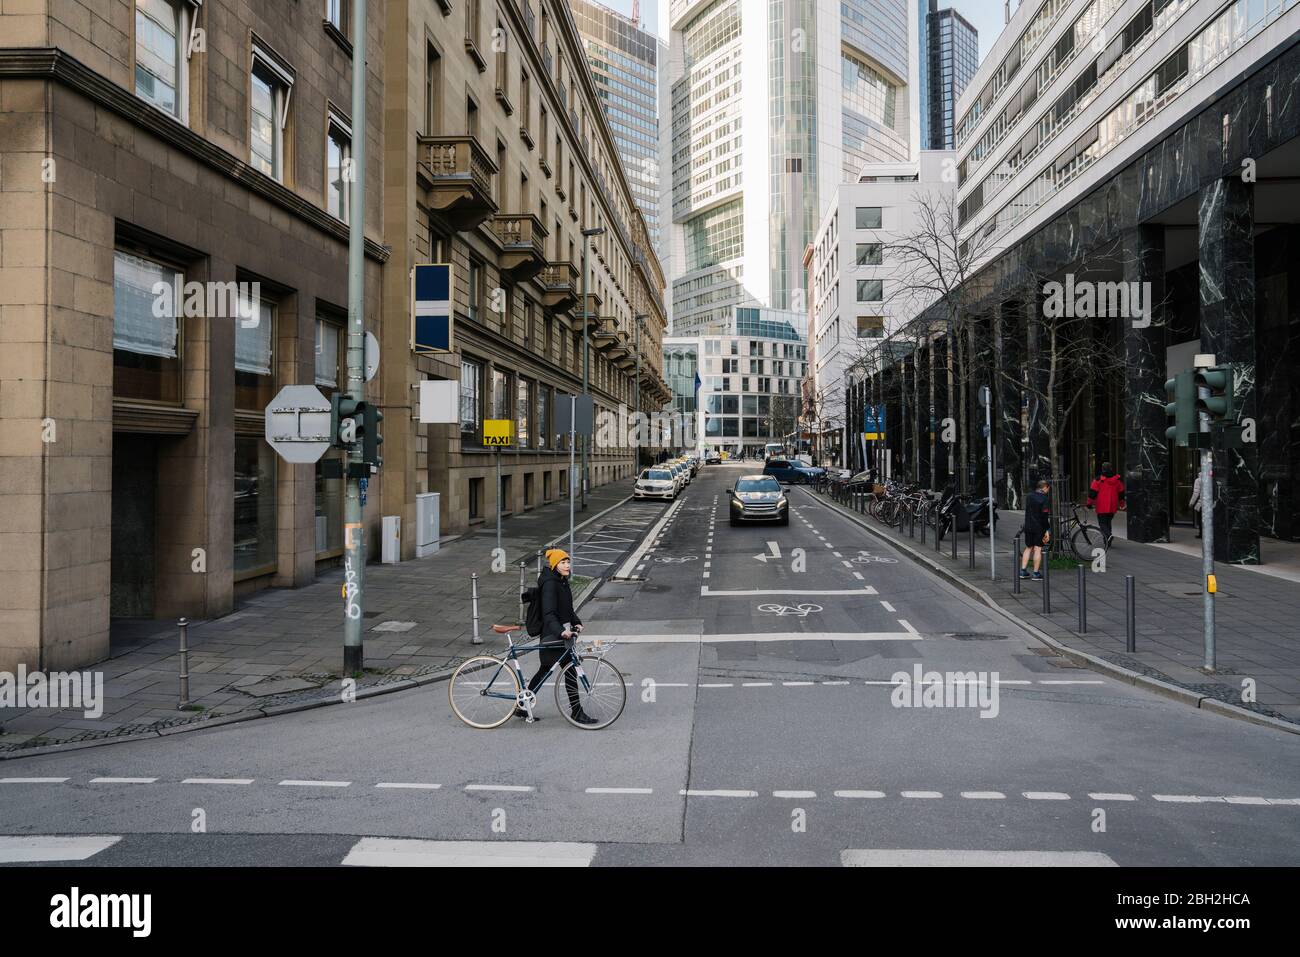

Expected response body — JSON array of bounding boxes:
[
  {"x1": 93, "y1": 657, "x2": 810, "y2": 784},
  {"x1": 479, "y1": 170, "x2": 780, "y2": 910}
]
[
  {"x1": 1164, "y1": 371, "x2": 1195, "y2": 447},
  {"x1": 357, "y1": 402, "x2": 383, "y2": 468},
  {"x1": 331, "y1": 393, "x2": 363, "y2": 448},
  {"x1": 1194, "y1": 365, "x2": 1234, "y2": 423}
]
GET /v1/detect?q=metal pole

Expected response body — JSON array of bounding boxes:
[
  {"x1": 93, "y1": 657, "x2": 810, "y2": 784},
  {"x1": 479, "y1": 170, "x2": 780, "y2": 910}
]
[
  {"x1": 919, "y1": 507, "x2": 926, "y2": 545},
  {"x1": 1013, "y1": 533, "x2": 1021, "y2": 593},
  {"x1": 495, "y1": 447, "x2": 502, "y2": 555},
  {"x1": 1077, "y1": 564, "x2": 1087, "y2": 633},
  {"x1": 1125, "y1": 574, "x2": 1136, "y2": 652},
  {"x1": 634, "y1": 316, "x2": 641, "y2": 470},
  {"x1": 177, "y1": 617, "x2": 190, "y2": 708},
  {"x1": 951, "y1": 514, "x2": 958, "y2": 561},
  {"x1": 341, "y1": 0, "x2": 368, "y2": 675},
  {"x1": 568, "y1": 395, "x2": 577, "y2": 555},
  {"x1": 1198, "y1": 403, "x2": 1216, "y2": 670},
  {"x1": 471, "y1": 573, "x2": 482, "y2": 645},
  {"x1": 518, "y1": 561, "x2": 526, "y2": 624},
  {"x1": 986, "y1": 388, "x2": 996, "y2": 581},
  {"x1": 968, "y1": 517, "x2": 975, "y2": 568},
  {"x1": 1042, "y1": 545, "x2": 1051, "y2": 613}
]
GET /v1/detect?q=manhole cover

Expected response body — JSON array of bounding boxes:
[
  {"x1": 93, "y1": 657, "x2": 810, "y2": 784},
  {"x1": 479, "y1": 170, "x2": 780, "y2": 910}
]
[{"x1": 944, "y1": 632, "x2": 1008, "y2": 640}]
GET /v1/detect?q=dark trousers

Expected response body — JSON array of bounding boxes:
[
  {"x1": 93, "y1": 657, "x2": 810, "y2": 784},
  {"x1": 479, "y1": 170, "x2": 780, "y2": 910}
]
[
  {"x1": 529, "y1": 643, "x2": 581, "y2": 711},
  {"x1": 1098, "y1": 512, "x2": 1114, "y2": 542}
]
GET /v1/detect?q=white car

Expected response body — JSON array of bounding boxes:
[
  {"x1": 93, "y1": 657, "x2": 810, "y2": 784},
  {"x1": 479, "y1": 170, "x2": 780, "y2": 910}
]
[
  {"x1": 668, "y1": 463, "x2": 687, "y2": 490},
  {"x1": 634, "y1": 468, "x2": 677, "y2": 501}
]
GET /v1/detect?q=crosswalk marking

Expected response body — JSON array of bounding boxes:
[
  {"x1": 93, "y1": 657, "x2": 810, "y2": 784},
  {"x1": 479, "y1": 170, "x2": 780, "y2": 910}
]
[
  {"x1": 341, "y1": 838, "x2": 596, "y2": 867},
  {"x1": 0, "y1": 835, "x2": 122, "y2": 863}
]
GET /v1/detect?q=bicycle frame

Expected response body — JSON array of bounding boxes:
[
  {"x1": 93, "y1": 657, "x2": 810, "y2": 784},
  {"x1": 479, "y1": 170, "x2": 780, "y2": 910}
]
[{"x1": 478, "y1": 632, "x2": 593, "y2": 720}]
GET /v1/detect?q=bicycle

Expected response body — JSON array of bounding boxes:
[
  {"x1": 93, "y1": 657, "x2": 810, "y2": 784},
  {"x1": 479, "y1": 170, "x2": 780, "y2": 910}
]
[
  {"x1": 1061, "y1": 505, "x2": 1107, "y2": 562},
  {"x1": 448, "y1": 623, "x2": 627, "y2": 730}
]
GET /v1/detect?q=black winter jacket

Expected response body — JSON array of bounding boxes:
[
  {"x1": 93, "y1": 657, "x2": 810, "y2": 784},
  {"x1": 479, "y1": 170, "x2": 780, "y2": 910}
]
[{"x1": 537, "y1": 567, "x2": 581, "y2": 643}]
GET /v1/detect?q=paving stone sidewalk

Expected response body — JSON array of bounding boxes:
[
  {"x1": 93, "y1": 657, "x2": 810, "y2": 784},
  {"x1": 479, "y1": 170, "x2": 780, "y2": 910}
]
[
  {"x1": 0, "y1": 482, "x2": 637, "y2": 753},
  {"x1": 811, "y1": 488, "x2": 1300, "y2": 726}
]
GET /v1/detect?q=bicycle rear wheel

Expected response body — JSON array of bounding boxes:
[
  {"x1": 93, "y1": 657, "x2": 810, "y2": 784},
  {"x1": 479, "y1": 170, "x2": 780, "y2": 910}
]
[
  {"x1": 555, "y1": 655, "x2": 627, "y2": 730},
  {"x1": 1070, "y1": 524, "x2": 1106, "y2": 563},
  {"x1": 449, "y1": 655, "x2": 521, "y2": 729}
]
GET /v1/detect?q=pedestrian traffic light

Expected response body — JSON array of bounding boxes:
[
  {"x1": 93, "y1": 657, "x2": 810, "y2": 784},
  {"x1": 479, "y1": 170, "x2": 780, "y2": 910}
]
[
  {"x1": 331, "y1": 393, "x2": 363, "y2": 448},
  {"x1": 1164, "y1": 371, "x2": 1195, "y2": 447},
  {"x1": 1194, "y1": 365, "x2": 1234, "y2": 424},
  {"x1": 358, "y1": 402, "x2": 383, "y2": 468}
]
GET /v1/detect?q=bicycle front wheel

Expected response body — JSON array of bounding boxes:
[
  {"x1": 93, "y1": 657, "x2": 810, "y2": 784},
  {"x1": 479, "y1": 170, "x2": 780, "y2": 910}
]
[
  {"x1": 449, "y1": 655, "x2": 521, "y2": 729},
  {"x1": 555, "y1": 655, "x2": 627, "y2": 730},
  {"x1": 1070, "y1": 524, "x2": 1106, "y2": 563}
]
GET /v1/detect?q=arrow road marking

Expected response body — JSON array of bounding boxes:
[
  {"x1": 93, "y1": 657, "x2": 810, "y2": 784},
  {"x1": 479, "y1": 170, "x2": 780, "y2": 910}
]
[{"x1": 753, "y1": 541, "x2": 782, "y2": 563}]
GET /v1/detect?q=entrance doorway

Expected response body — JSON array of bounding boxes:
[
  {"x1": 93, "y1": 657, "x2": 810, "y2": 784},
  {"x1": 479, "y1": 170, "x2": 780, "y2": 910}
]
[{"x1": 111, "y1": 434, "x2": 157, "y2": 618}]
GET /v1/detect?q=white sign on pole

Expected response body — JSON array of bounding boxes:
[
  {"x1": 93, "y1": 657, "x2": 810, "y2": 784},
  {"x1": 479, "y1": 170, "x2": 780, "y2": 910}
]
[
  {"x1": 418, "y1": 380, "x2": 459, "y2": 423},
  {"x1": 365, "y1": 331, "x2": 380, "y2": 382},
  {"x1": 264, "y1": 384, "x2": 332, "y2": 464}
]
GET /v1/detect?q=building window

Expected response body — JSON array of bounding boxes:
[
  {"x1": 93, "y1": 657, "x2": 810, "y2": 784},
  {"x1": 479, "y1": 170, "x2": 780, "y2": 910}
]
[
  {"x1": 855, "y1": 207, "x2": 882, "y2": 229},
  {"x1": 856, "y1": 316, "x2": 884, "y2": 338},
  {"x1": 491, "y1": 368, "x2": 510, "y2": 419},
  {"x1": 425, "y1": 46, "x2": 442, "y2": 135},
  {"x1": 235, "y1": 297, "x2": 276, "y2": 410},
  {"x1": 856, "y1": 279, "x2": 883, "y2": 302},
  {"x1": 325, "y1": 0, "x2": 347, "y2": 35},
  {"x1": 516, "y1": 377, "x2": 531, "y2": 447},
  {"x1": 314, "y1": 317, "x2": 342, "y2": 389},
  {"x1": 326, "y1": 114, "x2": 351, "y2": 222},
  {"x1": 468, "y1": 476, "x2": 483, "y2": 519},
  {"x1": 536, "y1": 385, "x2": 550, "y2": 449},
  {"x1": 855, "y1": 242, "x2": 882, "y2": 265},
  {"x1": 314, "y1": 317, "x2": 344, "y2": 554},
  {"x1": 460, "y1": 358, "x2": 481, "y2": 434},
  {"x1": 112, "y1": 249, "x2": 182, "y2": 403},
  {"x1": 234, "y1": 434, "x2": 277, "y2": 576},
  {"x1": 134, "y1": 0, "x2": 190, "y2": 121},
  {"x1": 250, "y1": 51, "x2": 292, "y2": 181},
  {"x1": 468, "y1": 258, "x2": 483, "y2": 321}
]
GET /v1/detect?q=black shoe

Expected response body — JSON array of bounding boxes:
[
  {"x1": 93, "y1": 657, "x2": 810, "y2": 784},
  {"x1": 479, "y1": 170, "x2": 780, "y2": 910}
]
[
  {"x1": 512, "y1": 708, "x2": 539, "y2": 721},
  {"x1": 1031, "y1": 572, "x2": 1044, "y2": 581},
  {"x1": 570, "y1": 710, "x2": 600, "y2": 726},
  {"x1": 1018, "y1": 570, "x2": 1031, "y2": 580}
]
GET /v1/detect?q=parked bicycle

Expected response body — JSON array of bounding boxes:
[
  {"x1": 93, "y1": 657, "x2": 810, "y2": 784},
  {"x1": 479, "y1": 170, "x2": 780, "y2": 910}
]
[
  {"x1": 1060, "y1": 504, "x2": 1107, "y2": 562},
  {"x1": 448, "y1": 624, "x2": 626, "y2": 730}
]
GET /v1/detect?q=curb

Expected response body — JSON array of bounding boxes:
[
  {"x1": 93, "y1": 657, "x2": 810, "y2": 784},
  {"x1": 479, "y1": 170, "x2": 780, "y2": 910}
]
[
  {"x1": 800, "y1": 486, "x2": 1300, "y2": 737},
  {"x1": 0, "y1": 493, "x2": 637, "y2": 762}
]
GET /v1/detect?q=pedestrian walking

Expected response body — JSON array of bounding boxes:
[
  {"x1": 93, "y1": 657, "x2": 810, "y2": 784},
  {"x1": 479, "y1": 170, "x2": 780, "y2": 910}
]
[
  {"x1": 1189, "y1": 474, "x2": 1203, "y2": 539},
  {"x1": 1019, "y1": 478, "x2": 1052, "y2": 581},
  {"x1": 519, "y1": 549, "x2": 595, "y2": 724},
  {"x1": 1087, "y1": 462, "x2": 1125, "y2": 546}
]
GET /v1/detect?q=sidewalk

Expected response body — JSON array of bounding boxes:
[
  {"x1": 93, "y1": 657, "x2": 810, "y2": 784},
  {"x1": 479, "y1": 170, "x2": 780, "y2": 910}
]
[
  {"x1": 0, "y1": 482, "x2": 638, "y2": 754},
  {"x1": 807, "y1": 487, "x2": 1300, "y2": 728}
]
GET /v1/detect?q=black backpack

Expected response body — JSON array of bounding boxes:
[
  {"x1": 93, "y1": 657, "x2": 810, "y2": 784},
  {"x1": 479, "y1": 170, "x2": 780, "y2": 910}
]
[{"x1": 522, "y1": 585, "x2": 543, "y2": 637}]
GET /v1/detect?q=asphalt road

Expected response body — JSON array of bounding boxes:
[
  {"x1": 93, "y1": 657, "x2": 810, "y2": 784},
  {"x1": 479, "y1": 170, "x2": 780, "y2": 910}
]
[{"x1": 2, "y1": 463, "x2": 1298, "y2": 867}]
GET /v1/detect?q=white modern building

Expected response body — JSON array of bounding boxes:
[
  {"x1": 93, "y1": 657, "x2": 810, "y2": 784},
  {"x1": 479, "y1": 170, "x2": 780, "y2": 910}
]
[
  {"x1": 808, "y1": 151, "x2": 954, "y2": 464},
  {"x1": 661, "y1": 0, "x2": 922, "y2": 337}
]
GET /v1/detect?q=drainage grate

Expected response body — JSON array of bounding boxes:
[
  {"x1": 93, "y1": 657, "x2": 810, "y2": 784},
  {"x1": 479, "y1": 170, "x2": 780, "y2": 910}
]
[{"x1": 944, "y1": 632, "x2": 1009, "y2": 641}]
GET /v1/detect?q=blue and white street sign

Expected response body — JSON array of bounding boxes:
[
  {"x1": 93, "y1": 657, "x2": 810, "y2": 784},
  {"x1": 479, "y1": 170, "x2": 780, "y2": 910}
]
[
  {"x1": 864, "y1": 405, "x2": 885, "y2": 441},
  {"x1": 411, "y1": 263, "x2": 453, "y2": 354}
]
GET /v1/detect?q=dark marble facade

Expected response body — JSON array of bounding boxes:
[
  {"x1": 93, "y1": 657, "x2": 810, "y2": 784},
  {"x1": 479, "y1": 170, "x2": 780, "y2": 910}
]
[{"x1": 1123, "y1": 225, "x2": 1171, "y2": 542}]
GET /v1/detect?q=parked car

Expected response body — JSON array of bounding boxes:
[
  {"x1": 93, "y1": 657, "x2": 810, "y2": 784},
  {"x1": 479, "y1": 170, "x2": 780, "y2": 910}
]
[
  {"x1": 667, "y1": 462, "x2": 687, "y2": 491},
  {"x1": 762, "y1": 458, "x2": 823, "y2": 485},
  {"x1": 728, "y1": 475, "x2": 789, "y2": 526},
  {"x1": 706, "y1": 451, "x2": 722, "y2": 464},
  {"x1": 634, "y1": 467, "x2": 677, "y2": 501}
]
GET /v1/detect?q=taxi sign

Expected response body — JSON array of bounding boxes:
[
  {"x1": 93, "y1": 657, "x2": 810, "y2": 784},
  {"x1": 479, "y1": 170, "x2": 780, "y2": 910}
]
[{"x1": 483, "y1": 419, "x2": 514, "y2": 447}]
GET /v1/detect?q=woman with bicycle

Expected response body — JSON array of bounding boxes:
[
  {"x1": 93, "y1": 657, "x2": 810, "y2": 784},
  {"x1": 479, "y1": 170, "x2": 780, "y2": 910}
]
[{"x1": 520, "y1": 549, "x2": 597, "y2": 725}]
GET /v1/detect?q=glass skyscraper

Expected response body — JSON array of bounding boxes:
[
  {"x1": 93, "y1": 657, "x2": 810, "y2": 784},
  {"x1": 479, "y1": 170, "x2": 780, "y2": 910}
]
[{"x1": 921, "y1": 0, "x2": 978, "y2": 150}]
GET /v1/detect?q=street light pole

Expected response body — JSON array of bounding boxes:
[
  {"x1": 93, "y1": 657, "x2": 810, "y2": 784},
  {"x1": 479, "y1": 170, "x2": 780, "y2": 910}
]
[
  {"x1": 634, "y1": 312, "x2": 646, "y2": 467},
  {"x1": 579, "y1": 226, "x2": 605, "y2": 510}
]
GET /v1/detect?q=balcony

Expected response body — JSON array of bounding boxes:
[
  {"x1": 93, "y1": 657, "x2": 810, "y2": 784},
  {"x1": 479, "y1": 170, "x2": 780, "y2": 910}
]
[
  {"x1": 416, "y1": 135, "x2": 498, "y2": 229},
  {"x1": 574, "y1": 293, "x2": 602, "y2": 332},
  {"x1": 539, "y1": 262, "x2": 578, "y2": 312},
  {"x1": 591, "y1": 319, "x2": 620, "y2": 353},
  {"x1": 489, "y1": 213, "x2": 547, "y2": 280}
]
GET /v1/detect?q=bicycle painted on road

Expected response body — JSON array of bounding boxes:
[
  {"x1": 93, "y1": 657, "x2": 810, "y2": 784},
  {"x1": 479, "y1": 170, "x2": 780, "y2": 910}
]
[{"x1": 756, "y1": 603, "x2": 823, "y2": 618}]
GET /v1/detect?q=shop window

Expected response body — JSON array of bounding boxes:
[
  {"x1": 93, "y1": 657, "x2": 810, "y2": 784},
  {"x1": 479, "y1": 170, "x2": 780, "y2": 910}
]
[{"x1": 112, "y1": 249, "x2": 182, "y2": 403}]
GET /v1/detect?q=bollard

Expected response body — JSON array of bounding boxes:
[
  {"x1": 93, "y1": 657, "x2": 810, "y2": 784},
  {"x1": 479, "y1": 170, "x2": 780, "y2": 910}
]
[
  {"x1": 951, "y1": 516, "x2": 958, "y2": 561},
  {"x1": 1012, "y1": 533, "x2": 1022, "y2": 594},
  {"x1": 471, "y1": 572, "x2": 482, "y2": 644},
  {"x1": 968, "y1": 518, "x2": 976, "y2": 568},
  {"x1": 1077, "y1": 564, "x2": 1087, "y2": 633},
  {"x1": 1125, "y1": 575, "x2": 1136, "y2": 652},
  {"x1": 919, "y1": 510, "x2": 927, "y2": 545},
  {"x1": 518, "y1": 561, "x2": 527, "y2": 624},
  {"x1": 1042, "y1": 550, "x2": 1051, "y2": 614},
  {"x1": 536, "y1": 551, "x2": 542, "y2": 576},
  {"x1": 177, "y1": 617, "x2": 190, "y2": 709}
]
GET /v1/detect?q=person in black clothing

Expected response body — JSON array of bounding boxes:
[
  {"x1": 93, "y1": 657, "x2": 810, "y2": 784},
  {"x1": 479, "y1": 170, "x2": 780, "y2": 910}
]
[
  {"x1": 518, "y1": 549, "x2": 596, "y2": 724},
  {"x1": 1019, "y1": 478, "x2": 1052, "y2": 581}
]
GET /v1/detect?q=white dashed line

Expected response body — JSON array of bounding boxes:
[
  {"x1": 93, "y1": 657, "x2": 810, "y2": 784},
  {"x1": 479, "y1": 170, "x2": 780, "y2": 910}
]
[
  {"x1": 1088, "y1": 793, "x2": 1136, "y2": 801},
  {"x1": 585, "y1": 787, "x2": 654, "y2": 795},
  {"x1": 465, "y1": 784, "x2": 535, "y2": 793},
  {"x1": 1023, "y1": 791, "x2": 1071, "y2": 800},
  {"x1": 699, "y1": 682, "x2": 734, "y2": 688},
  {"x1": 832, "y1": 551, "x2": 842, "y2": 558},
  {"x1": 960, "y1": 791, "x2": 1006, "y2": 800},
  {"x1": 897, "y1": 619, "x2": 919, "y2": 635},
  {"x1": 880, "y1": 601, "x2": 896, "y2": 613},
  {"x1": 900, "y1": 791, "x2": 943, "y2": 799},
  {"x1": 1224, "y1": 796, "x2": 1271, "y2": 805},
  {"x1": 742, "y1": 681, "x2": 773, "y2": 687},
  {"x1": 821, "y1": 680, "x2": 851, "y2": 685},
  {"x1": 279, "y1": 780, "x2": 351, "y2": 788},
  {"x1": 680, "y1": 789, "x2": 757, "y2": 798},
  {"x1": 89, "y1": 777, "x2": 157, "y2": 785},
  {"x1": 375, "y1": 782, "x2": 443, "y2": 790},
  {"x1": 852, "y1": 571, "x2": 864, "y2": 580},
  {"x1": 834, "y1": 790, "x2": 886, "y2": 799},
  {"x1": 181, "y1": 778, "x2": 254, "y2": 786},
  {"x1": 0, "y1": 777, "x2": 68, "y2": 784},
  {"x1": 782, "y1": 681, "x2": 814, "y2": 686},
  {"x1": 1038, "y1": 680, "x2": 1105, "y2": 685},
  {"x1": 773, "y1": 790, "x2": 817, "y2": 799}
]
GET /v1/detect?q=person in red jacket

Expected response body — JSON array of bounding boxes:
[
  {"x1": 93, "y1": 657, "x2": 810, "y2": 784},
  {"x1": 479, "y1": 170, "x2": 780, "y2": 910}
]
[{"x1": 1087, "y1": 462, "x2": 1125, "y2": 546}]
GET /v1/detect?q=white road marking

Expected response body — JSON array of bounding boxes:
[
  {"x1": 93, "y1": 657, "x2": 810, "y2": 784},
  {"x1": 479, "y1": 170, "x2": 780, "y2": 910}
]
[
  {"x1": 900, "y1": 790, "x2": 943, "y2": 799},
  {"x1": 1152, "y1": 795, "x2": 1208, "y2": 803},
  {"x1": 773, "y1": 790, "x2": 817, "y2": 799},
  {"x1": 680, "y1": 789, "x2": 757, "y2": 798},
  {"x1": 701, "y1": 586, "x2": 878, "y2": 596},
  {"x1": 832, "y1": 551, "x2": 843, "y2": 558},
  {"x1": 279, "y1": 779, "x2": 351, "y2": 788},
  {"x1": 1224, "y1": 796, "x2": 1270, "y2": 805},
  {"x1": 1088, "y1": 793, "x2": 1136, "y2": 801},
  {"x1": 1038, "y1": 680, "x2": 1105, "y2": 685},
  {"x1": 1023, "y1": 791, "x2": 1071, "y2": 800},
  {"x1": 961, "y1": 791, "x2": 1006, "y2": 799},
  {"x1": 465, "y1": 784, "x2": 534, "y2": 793},
  {"x1": 1266, "y1": 798, "x2": 1300, "y2": 805},
  {"x1": 880, "y1": 601, "x2": 896, "y2": 612},
  {"x1": 699, "y1": 682, "x2": 734, "y2": 687},
  {"x1": 996, "y1": 679, "x2": 1033, "y2": 685},
  {"x1": 585, "y1": 787, "x2": 654, "y2": 795},
  {"x1": 834, "y1": 790, "x2": 886, "y2": 798},
  {"x1": 375, "y1": 782, "x2": 443, "y2": 790},
  {"x1": 702, "y1": 571, "x2": 710, "y2": 579},
  {"x1": 0, "y1": 836, "x2": 122, "y2": 863},
  {"x1": 852, "y1": 571, "x2": 864, "y2": 580},
  {"x1": 897, "y1": 619, "x2": 919, "y2": 635},
  {"x1": 824, "y1": 542, "x2": 834, "y2": 548},
  {"x1": 821, "y1": 680, "x2": 851, "y2": 685},
  {"x1": 782, "y1": 681, "x2": 814, "y2": 686},
  {"x1": 89, "y1": 777, "x2": 157, "y2": 784},
  {"x1": 841, "y1": 560, "x2": 854, "y2": 568},
  {"x1": 704, "y1": 561, "x2": 711, "y2": 568},
  {"x1": 342, "y1": 838, "x2": 595, "y2": 868},
  {"x1": 599, "y1": 632, "x2": 918, "y2": 643},
  {"x1": 182, "y1": 778, "x2": 254, "y2": 785},
  {"x1": 743, "y1": 681, "x2": 773, "y2": 687},
  {"x1": 0, "y1": 777, "x2": 68, "y2": 784},
  {"x1": 842, "y1": 849, "x2": 1117, "y2": 867}
]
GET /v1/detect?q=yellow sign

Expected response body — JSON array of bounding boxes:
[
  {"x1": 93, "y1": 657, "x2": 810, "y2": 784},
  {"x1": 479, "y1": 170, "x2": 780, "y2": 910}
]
[
  {"x1": 1207, "y1": 574, "x2": 1217, "y2": 594},
  {"x1": 483, "y1": 419, "x2": 514, "y2": 447}
]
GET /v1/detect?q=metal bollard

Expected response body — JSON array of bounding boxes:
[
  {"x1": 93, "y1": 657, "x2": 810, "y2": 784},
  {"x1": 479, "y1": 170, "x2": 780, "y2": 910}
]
[
  {"x1": 1042, "y1": 551, "x2": 1051, "y2": 614},
  {"x1": 536, "y1": 551, "x2": 542, "y2": 575},
  {"x1": 471, "y1": 572, "x2": 482, "y2": 644},
  {"x1": 919, "y1": 510, "x2": 927, "y2": 545},
  {"x1": 951, "y1": 517, "x2": 958, "y2": 561},
  {"x1": 177, "y1": 617, "x2": 190, "y2": 709},
  {"x1": 1125, "y1": 575, "x2": 1136, "y2": 652},
  {"x1": 1077, "y1": 564, "x2": 1087, "y2": 633},
  {"x1": 968, "y1": 519, "x2": 976, "y2": 568},
  {"x1": 1012, "y1": 533, "x2": 1022, "y2": 594},
  {"x1": 518, "y1": 561, "x2": 527, "y2": 624}
]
